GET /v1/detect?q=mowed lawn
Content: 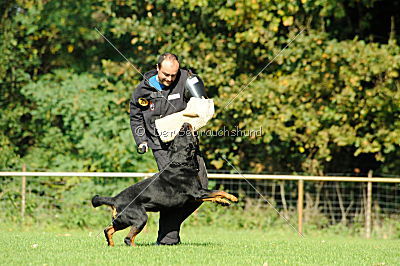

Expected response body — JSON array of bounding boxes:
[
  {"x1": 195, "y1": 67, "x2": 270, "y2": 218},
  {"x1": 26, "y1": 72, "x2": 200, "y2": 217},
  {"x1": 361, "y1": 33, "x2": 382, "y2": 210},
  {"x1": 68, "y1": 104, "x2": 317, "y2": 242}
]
[{"x1": 1, "y1": 226, "x2": 399, "y2": 265}]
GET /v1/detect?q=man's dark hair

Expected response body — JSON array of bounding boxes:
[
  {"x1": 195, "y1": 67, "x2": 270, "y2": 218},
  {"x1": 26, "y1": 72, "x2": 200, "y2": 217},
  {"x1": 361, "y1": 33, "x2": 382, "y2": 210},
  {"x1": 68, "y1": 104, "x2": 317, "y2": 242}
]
[{"x1": 157, "y1": 53, "x2": 179, "y2": 68}]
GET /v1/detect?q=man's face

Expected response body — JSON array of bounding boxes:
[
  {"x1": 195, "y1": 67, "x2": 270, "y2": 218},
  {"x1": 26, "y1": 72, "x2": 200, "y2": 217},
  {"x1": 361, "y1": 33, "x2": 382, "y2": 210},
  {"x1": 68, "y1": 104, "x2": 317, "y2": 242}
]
[{"x1": 157, "y1": 60, "x2": 179, "y2": 87}]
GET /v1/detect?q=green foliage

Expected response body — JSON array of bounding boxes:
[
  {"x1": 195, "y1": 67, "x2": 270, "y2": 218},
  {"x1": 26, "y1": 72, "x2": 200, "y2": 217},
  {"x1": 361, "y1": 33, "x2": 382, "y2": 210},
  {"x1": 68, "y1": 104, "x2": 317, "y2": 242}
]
[
  {"x1": 19, "y1": 69, "x2": 154, "y2": 172},
  {"x1": 212, "y1": 32, "x2": 400, "y2": 175},
  {"x1": 0, "y1": 133, "x2": 20, "y2": 170},
  {"x1": 1, "y1": 0, "x2": 400, "y2": 175}
]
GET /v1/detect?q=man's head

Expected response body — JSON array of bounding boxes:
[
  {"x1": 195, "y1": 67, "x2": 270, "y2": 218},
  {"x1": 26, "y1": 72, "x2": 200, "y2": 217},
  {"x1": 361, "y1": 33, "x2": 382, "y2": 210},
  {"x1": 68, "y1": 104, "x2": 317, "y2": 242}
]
[{"x1": 157, "y1": 53, "x2": 180, "y2": 87}]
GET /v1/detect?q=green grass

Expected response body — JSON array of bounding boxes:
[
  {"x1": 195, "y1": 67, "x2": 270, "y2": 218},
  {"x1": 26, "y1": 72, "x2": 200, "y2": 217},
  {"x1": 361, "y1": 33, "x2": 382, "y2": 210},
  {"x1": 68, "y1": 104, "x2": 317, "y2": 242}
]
[{"x1": 2, "y1": 226, "x2": 399, "y2": 265}]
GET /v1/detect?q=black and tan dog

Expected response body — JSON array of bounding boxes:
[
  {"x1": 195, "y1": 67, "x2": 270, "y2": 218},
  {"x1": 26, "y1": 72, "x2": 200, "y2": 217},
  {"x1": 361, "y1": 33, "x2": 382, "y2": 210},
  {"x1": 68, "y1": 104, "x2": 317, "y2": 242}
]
[{"x1": 92, "y1": 123, "x2": 238, "y2": 247}]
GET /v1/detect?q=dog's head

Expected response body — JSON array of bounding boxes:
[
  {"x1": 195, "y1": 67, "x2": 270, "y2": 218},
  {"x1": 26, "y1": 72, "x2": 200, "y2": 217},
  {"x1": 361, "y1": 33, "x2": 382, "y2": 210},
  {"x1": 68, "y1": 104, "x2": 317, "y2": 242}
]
[{"x1": 168, "y1": 123, "x2": 199, "y2": 167}]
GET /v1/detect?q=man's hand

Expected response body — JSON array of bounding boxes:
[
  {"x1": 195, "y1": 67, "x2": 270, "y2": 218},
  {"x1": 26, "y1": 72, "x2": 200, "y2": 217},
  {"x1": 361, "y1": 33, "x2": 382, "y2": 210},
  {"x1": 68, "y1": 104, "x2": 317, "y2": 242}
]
[{"x1": 137, "y1": 142, "x2": 148, "y2": 154}]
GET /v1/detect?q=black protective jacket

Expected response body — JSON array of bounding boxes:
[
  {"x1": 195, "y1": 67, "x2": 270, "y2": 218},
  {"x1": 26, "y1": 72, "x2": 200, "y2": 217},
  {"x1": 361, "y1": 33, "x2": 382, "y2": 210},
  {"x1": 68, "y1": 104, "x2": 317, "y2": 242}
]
[{"x1": 130, "y1": 69, "x2": 189, "y2": 150}]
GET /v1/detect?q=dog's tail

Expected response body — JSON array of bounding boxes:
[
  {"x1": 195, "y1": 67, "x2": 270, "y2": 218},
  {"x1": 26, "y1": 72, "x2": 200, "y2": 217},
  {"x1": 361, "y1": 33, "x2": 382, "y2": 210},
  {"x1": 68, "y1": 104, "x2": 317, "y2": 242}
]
[{"x1": 92, "y1": 195, "x2": 115, "y2": 208}]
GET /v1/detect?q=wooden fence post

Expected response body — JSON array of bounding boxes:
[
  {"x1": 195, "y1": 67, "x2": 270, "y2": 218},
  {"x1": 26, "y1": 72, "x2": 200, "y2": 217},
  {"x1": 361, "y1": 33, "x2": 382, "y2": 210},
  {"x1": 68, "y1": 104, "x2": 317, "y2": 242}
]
[
  {"x1": 365, "y1": 170, "x2": 373, "y2": 239},
  {"x1": 21, "y1": 164, "x2": 26, "y2": 221},
  {"x1": 298, "y1": 179, "x2": 304, "y2": 236}
]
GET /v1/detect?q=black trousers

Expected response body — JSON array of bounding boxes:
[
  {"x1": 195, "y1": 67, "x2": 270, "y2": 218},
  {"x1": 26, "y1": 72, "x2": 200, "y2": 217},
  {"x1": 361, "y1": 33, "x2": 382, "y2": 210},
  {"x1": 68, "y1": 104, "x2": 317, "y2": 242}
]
[{"x1": 152, "y1": 148, "x2": 208, "y2": 245}]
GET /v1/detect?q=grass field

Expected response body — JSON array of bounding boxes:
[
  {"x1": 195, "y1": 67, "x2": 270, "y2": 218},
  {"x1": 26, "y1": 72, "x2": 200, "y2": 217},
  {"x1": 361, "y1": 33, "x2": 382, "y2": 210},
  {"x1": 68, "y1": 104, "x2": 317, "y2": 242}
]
[{"x1": 1, "y1": 226, "x2": 399, "y2": 265}]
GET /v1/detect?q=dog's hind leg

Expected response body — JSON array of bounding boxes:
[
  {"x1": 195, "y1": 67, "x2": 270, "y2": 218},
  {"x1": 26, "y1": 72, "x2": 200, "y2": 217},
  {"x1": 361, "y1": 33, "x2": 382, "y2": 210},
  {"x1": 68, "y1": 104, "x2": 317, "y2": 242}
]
[
  {"x1": 124, "y1": 209, "x2": 148, "y2": 247},
  {"x1": 104, "y1": 226, "x2": 116, "y2": 247},
  {"x1": 104, "y1": 213, "x2": 131, "y2": 247},
  {"x1": 124, "y1": 225, "x2": 144, "y2": 247}
]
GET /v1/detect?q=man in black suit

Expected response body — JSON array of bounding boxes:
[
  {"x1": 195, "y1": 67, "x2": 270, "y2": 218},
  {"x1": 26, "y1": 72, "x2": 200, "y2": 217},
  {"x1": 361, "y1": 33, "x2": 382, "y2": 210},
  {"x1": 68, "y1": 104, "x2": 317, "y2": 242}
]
[{"x1": 129, "y1": 53, "x2": 207, "y2": 245}]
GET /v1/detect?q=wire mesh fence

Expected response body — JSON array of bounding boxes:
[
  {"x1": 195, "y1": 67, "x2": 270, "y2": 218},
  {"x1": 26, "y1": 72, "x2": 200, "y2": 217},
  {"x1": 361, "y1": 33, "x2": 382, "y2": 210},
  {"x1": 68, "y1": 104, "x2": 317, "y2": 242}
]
[
  {"x1": 211, "y1": 178, "x2": 400, "y2": 229},
  {"x1": 216, "y1": 179, "x2": 400, "y2": 211}
]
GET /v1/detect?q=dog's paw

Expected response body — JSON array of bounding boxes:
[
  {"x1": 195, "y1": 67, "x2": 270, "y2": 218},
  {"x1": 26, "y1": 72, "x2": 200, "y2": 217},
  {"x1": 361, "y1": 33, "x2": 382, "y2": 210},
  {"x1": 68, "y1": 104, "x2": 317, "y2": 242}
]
[
  {"x1": 225, "y1": 194, "x2": 238, "y2": 203},
  {"x1": 214, "y1": 198, "x2": 231, "y2": 206},
  {"x1": 124, "y1": 237, "x2": 133, "y2": 246},
  {"x1": 201, "y1": 196, "x2": 235, "y2": 206}
]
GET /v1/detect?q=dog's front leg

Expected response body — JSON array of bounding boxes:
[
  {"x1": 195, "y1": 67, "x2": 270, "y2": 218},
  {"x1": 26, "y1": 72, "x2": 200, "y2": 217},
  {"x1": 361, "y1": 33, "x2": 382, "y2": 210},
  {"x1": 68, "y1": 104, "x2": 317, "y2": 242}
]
[
  {"x1": 196, "y1": 190, "x2": 239, "y2": 206},
  {"x1": 208, "y1": 191, "x2": 238, "y2": 202},
  {"x1": 200, "y1": 197, "x2": 231, "y2": 206}
]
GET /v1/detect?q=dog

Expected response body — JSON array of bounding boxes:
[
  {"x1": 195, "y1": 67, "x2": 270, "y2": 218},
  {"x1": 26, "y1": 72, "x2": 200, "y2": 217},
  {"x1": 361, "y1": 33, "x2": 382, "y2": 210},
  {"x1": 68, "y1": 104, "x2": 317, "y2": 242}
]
[{"x1": 92, "y1": 123, "x2": 238, "y2": 247}]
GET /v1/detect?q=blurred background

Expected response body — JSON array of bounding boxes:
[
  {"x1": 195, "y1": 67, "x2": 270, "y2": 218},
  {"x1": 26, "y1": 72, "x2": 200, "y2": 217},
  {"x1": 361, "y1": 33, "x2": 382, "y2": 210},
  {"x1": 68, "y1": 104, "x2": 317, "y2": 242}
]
[{"x1": 1, "y1": 0, "x2": 399, "y2": 236}]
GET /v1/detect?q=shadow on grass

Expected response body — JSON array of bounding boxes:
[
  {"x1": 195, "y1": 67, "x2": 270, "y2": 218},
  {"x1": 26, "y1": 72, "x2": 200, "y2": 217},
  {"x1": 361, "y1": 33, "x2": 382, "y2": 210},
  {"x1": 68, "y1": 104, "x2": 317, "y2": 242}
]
[{"x1": 135, "y1": 242, "x2": 214, "y2": 247}]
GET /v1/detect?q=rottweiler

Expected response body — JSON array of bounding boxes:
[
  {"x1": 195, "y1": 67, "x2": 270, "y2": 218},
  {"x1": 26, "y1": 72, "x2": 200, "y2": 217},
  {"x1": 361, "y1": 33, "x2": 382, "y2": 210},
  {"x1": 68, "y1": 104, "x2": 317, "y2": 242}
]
[{"x1": 92, "y1": 123, "x2": 238, "y2": 247}]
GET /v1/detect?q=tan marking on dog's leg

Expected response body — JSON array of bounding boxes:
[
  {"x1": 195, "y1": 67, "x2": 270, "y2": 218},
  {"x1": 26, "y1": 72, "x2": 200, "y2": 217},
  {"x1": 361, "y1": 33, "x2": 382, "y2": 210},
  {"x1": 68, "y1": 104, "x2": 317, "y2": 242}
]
[
  {"x1": 104, "y1": 226, "x2": 116, "y2": 247},
  {"x1": 110, "y1": 206, "x2": 117, "y2": 219},
  {"x1": 125, "y1": 226, "x2": 142, "y2": 246},
  {"x1": 202, "y1": 197, "x2": 231, "y2": 206}
]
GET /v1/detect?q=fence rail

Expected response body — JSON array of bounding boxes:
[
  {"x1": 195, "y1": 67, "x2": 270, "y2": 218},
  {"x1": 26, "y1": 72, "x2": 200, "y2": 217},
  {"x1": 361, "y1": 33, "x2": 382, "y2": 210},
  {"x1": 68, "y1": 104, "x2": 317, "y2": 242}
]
[
  {"x1": 2, "y1": 171, "x2": 400, "y2": 183},
  {"x1": 1, "y1": 171, "x2": 399, "y2": 238}
]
